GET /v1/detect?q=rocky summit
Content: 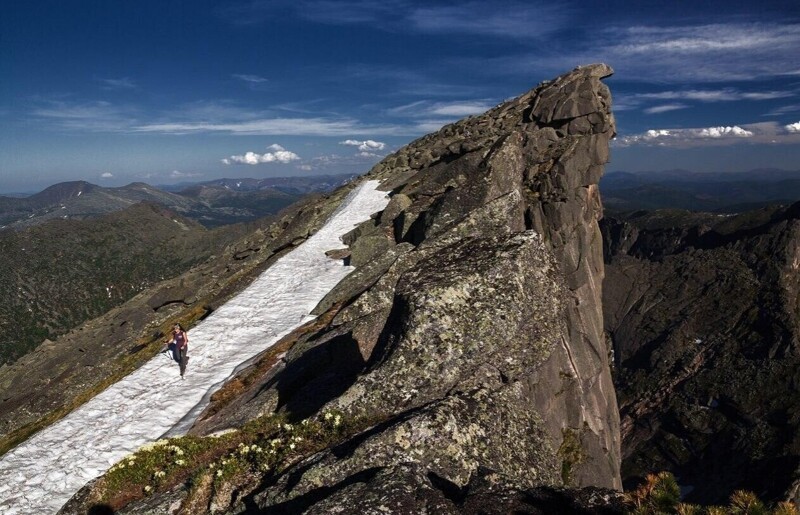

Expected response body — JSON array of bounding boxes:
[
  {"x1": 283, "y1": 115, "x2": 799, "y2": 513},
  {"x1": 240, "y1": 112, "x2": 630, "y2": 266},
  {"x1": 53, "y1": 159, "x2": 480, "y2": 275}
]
[{"x1": 59, "y1": 64, "x2": 621, "y2": 514}]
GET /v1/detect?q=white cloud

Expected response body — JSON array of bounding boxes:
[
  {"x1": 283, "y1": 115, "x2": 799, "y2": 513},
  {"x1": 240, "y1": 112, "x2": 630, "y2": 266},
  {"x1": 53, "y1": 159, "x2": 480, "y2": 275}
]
[
  {"x1": 222, "y1": 144, "x2": 301, "y2": 165},
  {"x1": 100, "y1": 172, "x2": 114, "y2": 178},
  {"x1": 340, "y1": 139, "x2": 386, "y2": 152},
  {"x1": 615, "y1": 125, "x2": 753, "y2": 147},
  {"x1": 643, "y1": 104, "x2": 689, "y2": 114},
  {"x1": 614, "y1": 121, "x2": 800, "y2": 148}
]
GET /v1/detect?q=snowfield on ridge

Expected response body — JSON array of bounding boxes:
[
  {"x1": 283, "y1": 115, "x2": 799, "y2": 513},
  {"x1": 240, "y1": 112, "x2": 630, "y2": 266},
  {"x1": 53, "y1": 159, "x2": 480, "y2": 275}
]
[{"x1": 0, "y1": 180, "x2": 388, "y2": 514}]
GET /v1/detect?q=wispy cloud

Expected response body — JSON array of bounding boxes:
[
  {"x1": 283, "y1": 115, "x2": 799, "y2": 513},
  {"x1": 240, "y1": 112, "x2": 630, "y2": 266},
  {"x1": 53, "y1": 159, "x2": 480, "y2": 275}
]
[
  {"x1": 32, "y1": 100, "x2": 137, "y2": 131},
  {"x1": 481, "y1": 22, "x2": 800, "y2": 83},
  {"x1": 615, "y1": 121, "x2": 800, "y2": 148},
  {"x1": 99, "y1": 77, "x2": 137, "y2": 90},
  {"x1": 233, "y1": 74, "x2": 269, "y2": 83},
  {"x1": 222, "y1": 144, "x2": 301, "y2": 165},
  {"x1": 385, "y1": 99, "x2": 495, "y2": 134},
  {"x1": 764, "y1": 104, "x2": 800, "y2": 117},
  {"x1": 100, "y1": 172, "x2": 114, "y2": 178},
  {"x1": 29, "y1": 98, "x2": 423, "y2": 136},
  {"x1": 407, "y1": 1, "x2": 570, "y2": 38},
  {"x1": 428, "y1": 101, "x2": 494, "y2": 117},
  {"x1": 635, "y1": 89, "x2": 794, "y2": 103},
  {"x1": 616, "y1": 87, "x2": 797, "y2": 114},
  {"x1": 219, "y1": 0, "x2": 570, "y2": 38},
  {"x1": 170, "y1": 170, "x2": 203, "y2": 178},
  {"x1": 302, "y1": 152, "x2": 384, "y2": 172},
  {"x1": 643, "y1": 104, "x2": 689, "y2": 114},
  {"x1": 607, "y1": 23, "x2": 800, "y2": 82},
  {"x1": 134, "y1": 117, "x2": 406, "y2": 136}
]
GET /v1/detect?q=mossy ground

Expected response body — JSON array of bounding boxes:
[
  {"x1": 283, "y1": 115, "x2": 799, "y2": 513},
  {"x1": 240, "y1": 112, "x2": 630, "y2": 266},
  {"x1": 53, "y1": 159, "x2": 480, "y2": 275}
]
[{"x1": 86, "y1": 408, "x2": 382, "y2": 511}]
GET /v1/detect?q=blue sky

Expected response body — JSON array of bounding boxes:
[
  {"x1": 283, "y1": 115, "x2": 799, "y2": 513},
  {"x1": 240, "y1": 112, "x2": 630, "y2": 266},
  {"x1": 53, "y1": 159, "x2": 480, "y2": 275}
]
[{"x1": 2, "y1": 0, "x2": 800, "y2": 192}]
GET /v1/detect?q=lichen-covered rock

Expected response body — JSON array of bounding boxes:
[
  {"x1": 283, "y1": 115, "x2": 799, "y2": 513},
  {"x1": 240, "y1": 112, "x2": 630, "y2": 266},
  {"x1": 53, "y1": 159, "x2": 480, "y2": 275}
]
[{"x1": 331, "y1": 231, "x2": 564, "y2": 414}]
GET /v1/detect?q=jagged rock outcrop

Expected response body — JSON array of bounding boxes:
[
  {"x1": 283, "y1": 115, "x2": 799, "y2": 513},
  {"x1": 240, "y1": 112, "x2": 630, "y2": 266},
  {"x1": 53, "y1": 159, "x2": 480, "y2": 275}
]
[
  {"x1": 62, "y1": 64, "x2": 621, "y2": 514},
  {"x1": 602, "y1": 203, "x2": 800, "y2": 504}
]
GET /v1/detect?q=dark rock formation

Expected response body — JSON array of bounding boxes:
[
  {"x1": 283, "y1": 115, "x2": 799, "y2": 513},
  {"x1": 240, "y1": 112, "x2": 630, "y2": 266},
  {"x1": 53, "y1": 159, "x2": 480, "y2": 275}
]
[{"x1": 602, "y1": 203, "x2": 800, "y2": 504}]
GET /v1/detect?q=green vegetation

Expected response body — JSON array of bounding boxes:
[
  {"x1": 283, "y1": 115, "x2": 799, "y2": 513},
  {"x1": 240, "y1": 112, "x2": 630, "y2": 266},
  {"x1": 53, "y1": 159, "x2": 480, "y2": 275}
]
[
  {"x1": 624, "y1": 472, "x2": 799, "y2": 515},
  {"x1": 94, "y1": 410, "x2": 351, "y2": 510},
  {"x1": 0, "y1": 203, "x2": 243, "y2": 364},
  {"x1": 558, "y1": 427, "x2": 587, "y2": 486}
]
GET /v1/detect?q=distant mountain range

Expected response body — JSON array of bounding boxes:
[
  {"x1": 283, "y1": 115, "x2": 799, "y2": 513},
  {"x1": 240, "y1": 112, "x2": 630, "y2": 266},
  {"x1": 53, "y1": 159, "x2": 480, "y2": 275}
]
[
  {"x1": 160, "y1": 174, "x2": 357, "y2": 195},
  {"x1": 0, "y1": 203, "x2": 250, "y2": 365},
  {"x1": 0, "y1": 174, "x2": 355, "y2": 229},
  {"x1": 601, "y1": 168, "x2": 800, "y2": 213},
  {"x1": 0, "y1": 173, "x2": 354, "y2": 364}
]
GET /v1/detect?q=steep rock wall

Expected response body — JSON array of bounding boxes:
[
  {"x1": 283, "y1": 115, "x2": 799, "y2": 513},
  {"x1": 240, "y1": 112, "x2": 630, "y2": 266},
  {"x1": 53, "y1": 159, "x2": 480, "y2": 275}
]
[
  {"x1": 602, "y1": 204, "x2": 800, "y2": 504},
  {"x1": 187, "y1": 64, "x2": 621, "y2": 511}
]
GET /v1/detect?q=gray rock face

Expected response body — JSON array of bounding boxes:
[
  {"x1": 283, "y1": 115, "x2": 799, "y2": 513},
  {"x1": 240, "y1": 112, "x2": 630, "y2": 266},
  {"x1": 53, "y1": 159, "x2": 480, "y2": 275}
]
[
  {"x1": 63, "y1": 65, "x2": 620, "y2": 514},
  {"x1": 178, "y1": 64, "x2": 620, "y2": 512}
]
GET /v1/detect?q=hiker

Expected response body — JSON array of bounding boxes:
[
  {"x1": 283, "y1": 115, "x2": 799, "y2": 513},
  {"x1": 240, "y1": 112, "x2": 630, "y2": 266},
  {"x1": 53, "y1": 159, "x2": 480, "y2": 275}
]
[{"x1": 164, "y1": 323, "x2": 189, "y2": 379}]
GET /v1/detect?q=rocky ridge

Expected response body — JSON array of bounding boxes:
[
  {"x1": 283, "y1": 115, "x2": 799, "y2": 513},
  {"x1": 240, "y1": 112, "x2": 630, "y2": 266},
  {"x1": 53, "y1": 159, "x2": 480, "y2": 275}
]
[{"x1": 60, "y1": 64, "x2": 621, "y2": 513}]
